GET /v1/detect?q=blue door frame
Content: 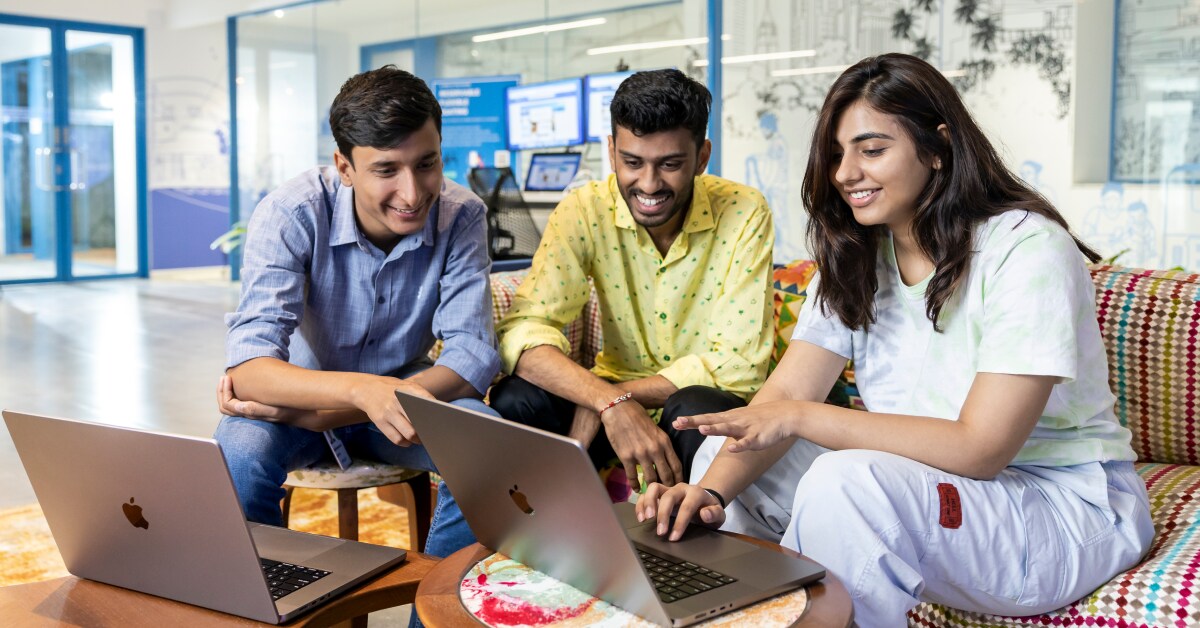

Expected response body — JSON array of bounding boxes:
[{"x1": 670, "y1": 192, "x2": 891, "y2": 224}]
[{"x1": 0, "y1": 13, "x2": 148, "y2": 285}]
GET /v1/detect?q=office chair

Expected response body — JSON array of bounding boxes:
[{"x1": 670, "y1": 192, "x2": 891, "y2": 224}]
[{"x1": 468, "y1": 167, "x2": 543, "y2": 260}]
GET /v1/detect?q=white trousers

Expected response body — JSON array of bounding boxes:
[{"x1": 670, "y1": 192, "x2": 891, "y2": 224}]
[{"x1": 691, "y1": 437, "x2": 1154, "y2": 628}]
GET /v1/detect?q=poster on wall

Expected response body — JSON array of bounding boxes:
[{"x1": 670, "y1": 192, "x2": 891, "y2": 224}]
[{"x1": 432, "y1": 75, "x2": 518, "y2": 186}]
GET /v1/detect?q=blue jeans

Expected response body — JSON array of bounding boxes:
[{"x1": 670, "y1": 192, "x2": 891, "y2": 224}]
[{"x1": 214, "y1": 395, "x2": 494, "y2": 559}]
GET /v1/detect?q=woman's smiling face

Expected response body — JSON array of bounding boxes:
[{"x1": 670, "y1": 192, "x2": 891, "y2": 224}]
[{"x1": 829, "y1": 100, "x2": 935, "y2": 233}]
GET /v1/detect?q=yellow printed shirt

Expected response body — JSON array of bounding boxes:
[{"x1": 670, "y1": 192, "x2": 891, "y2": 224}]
[{"x1": 497, "y1": 174, "x2": 775, "y2": 400}]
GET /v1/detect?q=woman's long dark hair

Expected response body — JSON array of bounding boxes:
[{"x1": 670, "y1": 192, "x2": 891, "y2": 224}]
[{"x1": 801, "y1": 53, "x2": 1098, "y2": 331}]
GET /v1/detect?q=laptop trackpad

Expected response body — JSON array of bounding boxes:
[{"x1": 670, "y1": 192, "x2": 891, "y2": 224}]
[
  {"x1": 615, "y1": 503, "x2": 756, "y2": 563},
  {"x1": 251, "y1": 524, "x2": 351, "y2": 565}
]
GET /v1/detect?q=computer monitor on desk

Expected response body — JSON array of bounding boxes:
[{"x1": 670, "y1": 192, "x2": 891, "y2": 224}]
[{"x1": 524, "y1": 152, "x2": 582, "y2": 193}]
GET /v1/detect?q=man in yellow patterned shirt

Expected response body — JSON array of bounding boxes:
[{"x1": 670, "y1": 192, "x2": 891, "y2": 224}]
[{"x1": 492, "y1": 69, "x2": 775, "y2": 493}]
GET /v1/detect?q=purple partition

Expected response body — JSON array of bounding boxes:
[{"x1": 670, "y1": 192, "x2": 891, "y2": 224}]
[{"x1": 150, "y1": 187, "x2": 230, "y2": 269}]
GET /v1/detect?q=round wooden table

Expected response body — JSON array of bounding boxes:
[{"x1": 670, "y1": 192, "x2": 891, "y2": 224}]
[{"x1": 415, "y1": 535, "x2": 853, "y2": 627}]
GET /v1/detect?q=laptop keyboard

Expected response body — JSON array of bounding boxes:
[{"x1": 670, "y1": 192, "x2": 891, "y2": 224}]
[
  {"x1": 260, "y1": 558, "x2": 331, "y2": 600},
  {"x1": 636, "y1": 547, "x2": 738, "y2": 604}
]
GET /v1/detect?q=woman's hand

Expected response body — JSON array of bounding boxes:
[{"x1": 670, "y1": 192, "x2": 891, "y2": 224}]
[
  {"x1": 635, "y1": 482, "x2": 725, "y2": 542},
  {"x1": 673, "y1": 400, "x2": 804, "y2": 453}
]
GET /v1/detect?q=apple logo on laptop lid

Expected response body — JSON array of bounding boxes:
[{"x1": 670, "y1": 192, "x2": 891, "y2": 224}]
[
  {"x1": 508, "y1": 485, "x2": 534, "y2": 515},
  {"x1": 122, "y1": 497, "x2": 150, "y2": 529}
]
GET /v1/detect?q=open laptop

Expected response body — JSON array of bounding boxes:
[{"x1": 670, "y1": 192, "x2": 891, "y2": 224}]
[
  {"x1": 2, "y1": 410, "x2": 407, "y2": 624},
  {"x1": 523, "y1": 152, "x2": 582, "y2": 192},
  {"x1": 397, "y1": 392, "x2": 825, "y2": 627}
]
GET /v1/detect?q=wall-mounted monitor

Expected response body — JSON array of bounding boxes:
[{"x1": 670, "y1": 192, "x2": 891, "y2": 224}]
[
  {"x1": 585, "y1": 71, "x2": 634, "y2": 143},
  {"x1": 505, "y1": 78, "x2": 585, "y2": 151}
]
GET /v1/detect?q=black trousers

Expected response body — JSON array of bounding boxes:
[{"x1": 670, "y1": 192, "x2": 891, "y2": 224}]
[{"x1": 489, "y1": 376, "x2": 745, "y2": 482}]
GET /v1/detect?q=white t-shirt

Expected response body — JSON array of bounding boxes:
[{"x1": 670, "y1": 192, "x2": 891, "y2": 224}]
[{"x1": 794, "y1": 210, "x2": 1135, "y2": 468}]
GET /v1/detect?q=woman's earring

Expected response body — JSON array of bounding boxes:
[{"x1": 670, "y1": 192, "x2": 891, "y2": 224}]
[{"x1": 933, "y1": 158, "x2": 942, "y2": 170}]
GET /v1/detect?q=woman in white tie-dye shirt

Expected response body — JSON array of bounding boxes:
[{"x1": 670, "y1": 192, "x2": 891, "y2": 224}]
[{"x1": 636, "y1": 53, "x2": 1154, "y2": 627}]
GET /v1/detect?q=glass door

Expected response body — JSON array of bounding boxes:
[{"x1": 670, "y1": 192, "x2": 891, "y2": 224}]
[
  {"x1": 0, "y1": 23, "x2": 55, "y2": 281},
  {"x1": 65, "y1": 29, "x2": 140, "y2": 277},
  {"x1": 0, "y1": 15, "x2": 144, "y2": 284}
]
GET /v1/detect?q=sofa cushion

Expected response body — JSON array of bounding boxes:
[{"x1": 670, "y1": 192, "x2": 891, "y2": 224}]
[
  {"x1": 1091, "y1": 266, "x2": 1200, "y2": 465},
  {"x1": 771, "y1": 260, "x2": 863, "y2": 409},
  {"x1": 909, "y1": 462, "x2": 1200, "y2": 627},
  {"x1": 771, "y1": 260, "x2": 818, "y2": 369}
]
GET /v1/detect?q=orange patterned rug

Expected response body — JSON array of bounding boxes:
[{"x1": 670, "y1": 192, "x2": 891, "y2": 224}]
[{"x1": 0, "y1": 488, "x2": 414, "y2": 588}]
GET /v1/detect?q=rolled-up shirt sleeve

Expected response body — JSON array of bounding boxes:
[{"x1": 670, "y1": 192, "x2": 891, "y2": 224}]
[
  {"x1": 224, "y1": 201, "x2": 314, "y2": 370},
  {"x1": 496, "y1": 196, "x2": 593, "y2": 374},
  {"x1": 431, "y1": 205, "x2": 502, "y2": 395}
]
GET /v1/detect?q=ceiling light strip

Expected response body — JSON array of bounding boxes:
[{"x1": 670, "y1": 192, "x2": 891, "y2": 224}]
[
  {"x1": 472, "y1": 17, "x2": 606, "y2": 43},
  {"x1": 586, "y1": 34, "x2": 730, "y2": 56},
  {"x1": 693, "y1": 49, "x2": 815, "y2": 67}
]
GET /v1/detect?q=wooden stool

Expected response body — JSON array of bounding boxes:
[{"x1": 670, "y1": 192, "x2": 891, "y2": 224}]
[{"x1": 282, "y1": 459, "x2": 432, "y2": 552}]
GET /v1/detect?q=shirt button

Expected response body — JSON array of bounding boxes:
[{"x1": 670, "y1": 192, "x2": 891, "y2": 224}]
[
  {"x1": 659, "y1": 312, "x2": 667, "y2": 321},
  {"x1": 377, "y1": 296, "x2": 385, "y2": 304},
  {"x1": 663, "y1": 355, "x2": 671, "y2": 361},
  {"x1": 367, "y1": 339, "x2": 376, "y2": 346}
]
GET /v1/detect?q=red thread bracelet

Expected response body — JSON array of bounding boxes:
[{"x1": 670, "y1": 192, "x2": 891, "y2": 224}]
[{"x1": 598, "y1": 392, "x2": 634, "y2": 415}]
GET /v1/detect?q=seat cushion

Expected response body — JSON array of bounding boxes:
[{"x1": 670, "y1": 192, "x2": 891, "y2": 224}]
[
  {"x1": 909, "y1": 462, "x2": 1200, "y2": 627},
  {"x1": 285, "y1": 460, "x2": 427, "y2": 490}
]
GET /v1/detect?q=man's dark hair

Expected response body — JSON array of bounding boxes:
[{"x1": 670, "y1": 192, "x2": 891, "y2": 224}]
[
  {"x1": 329, "y1": 65, "x2": 441, "y2": 165},
  {"x1": 609, "y1": 68, "x2": 710, "y2": 147}
]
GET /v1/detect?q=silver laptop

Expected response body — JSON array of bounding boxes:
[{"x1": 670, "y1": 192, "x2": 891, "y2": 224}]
[
  {"x1": 397, "y1": 392, "x2": 824, "y2": 627},
  {"x1": 3, "y1": 410, "x2": 407, "y2": 624}
]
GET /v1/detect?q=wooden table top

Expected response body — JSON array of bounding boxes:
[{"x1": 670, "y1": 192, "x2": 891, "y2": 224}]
[
  {"x1": 0, "y1": 552, "x2": 438, "y2": 628},
  {"x1": 414, "y1": 535, "x2": 853, "y2": 627}
]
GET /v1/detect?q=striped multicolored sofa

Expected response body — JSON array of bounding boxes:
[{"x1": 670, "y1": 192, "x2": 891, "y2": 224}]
[{"x1": 488, "y1": 262, "x2": 1200, "y2": 627}]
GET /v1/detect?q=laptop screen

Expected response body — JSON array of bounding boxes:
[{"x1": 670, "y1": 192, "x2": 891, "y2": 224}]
[{"x1": 524, "y1": 153, "x2": 582, "y2": 192}]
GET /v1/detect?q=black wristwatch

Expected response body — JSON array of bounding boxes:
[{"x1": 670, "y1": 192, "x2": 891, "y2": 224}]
[{"x1": 702, "y1": 487, "x2": 727, "y2": 509}]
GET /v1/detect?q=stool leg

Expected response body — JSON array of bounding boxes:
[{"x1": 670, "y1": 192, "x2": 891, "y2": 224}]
[
  {"x1": 402, "y1": 472, "x2": 432, "y2": 553},
  {"x1": 281, "y1": 486, "x2": 295, "y2": 528},
  {"x1": 377, "y1": 472, "x2": 433, "y2": 552},
  {"x1": 337, "y1": 488, "x2": 359, "y2": 541}
]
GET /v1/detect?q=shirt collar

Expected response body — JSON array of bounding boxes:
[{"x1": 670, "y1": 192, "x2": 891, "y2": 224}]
[
  {"x1": 330, "y1": 181, "x2": 361, "y2": 247},
  {"x1": 609, "y1": 174, "x2": 716, "y2": 233},
  {"x1": 329, "y1": 178, "x2": 440, "y2": 251}
]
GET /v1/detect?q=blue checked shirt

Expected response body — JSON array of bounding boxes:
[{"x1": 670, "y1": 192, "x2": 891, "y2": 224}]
[{"x1": 225, "y1": 166, "x2": 500, "y2": 398}]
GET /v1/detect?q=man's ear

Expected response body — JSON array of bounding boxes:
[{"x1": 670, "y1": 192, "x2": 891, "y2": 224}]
[
  {"x1": 333, "y1": 150, "x2": 354, "y2": 186},
  {"x1": 696, "y1": 138, "x2": 712, "y2": 174},
  {"x1": 607, "y1": 134, "x2": 616, "y2": 172}
]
